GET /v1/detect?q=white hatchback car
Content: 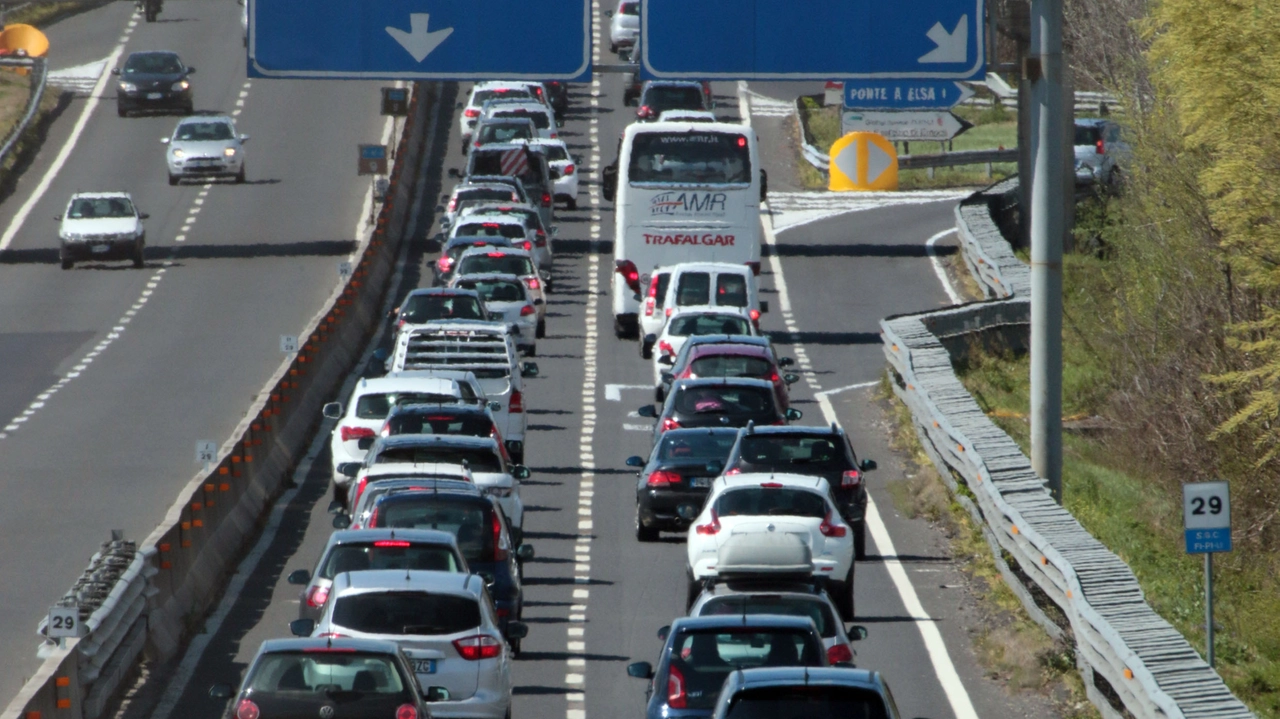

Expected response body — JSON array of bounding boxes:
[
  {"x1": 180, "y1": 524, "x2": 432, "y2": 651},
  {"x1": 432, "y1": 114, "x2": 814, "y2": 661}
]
[
  {"x1": 480, "y1": 100, "x2": 558, "y2": 141},
  {"x1": 301, "y1": 570, "x2": 522, "y2": 719},
  {"x1": 651, "y1": 306, "x2": 758, "y2": 386},
  {"x1": 608, "y1": 0, "x2": 639, "y2": 54},
  {"x1": 685, "y1": 473, "x2": 855, "y2": 618},
  {"x1": 161, "y1": 114, "x2": 248, "y2": 185},
  {"x1": 56, "y1": 192, "x2": 148, "y2": 270},
  {"x1": 459, "y1": 82, "x2": 536, "y2": 151}
]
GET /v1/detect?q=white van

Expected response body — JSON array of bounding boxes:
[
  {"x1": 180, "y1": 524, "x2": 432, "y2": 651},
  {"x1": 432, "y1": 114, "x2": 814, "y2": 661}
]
[{"x1": 602, "y1": 121, "x2": 765, "y2": 339}]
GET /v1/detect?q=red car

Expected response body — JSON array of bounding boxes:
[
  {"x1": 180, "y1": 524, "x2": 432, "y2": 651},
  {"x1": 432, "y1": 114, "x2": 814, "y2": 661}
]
[{"x1": 660, "y1": 343, "x2": 798, "y2": 409}]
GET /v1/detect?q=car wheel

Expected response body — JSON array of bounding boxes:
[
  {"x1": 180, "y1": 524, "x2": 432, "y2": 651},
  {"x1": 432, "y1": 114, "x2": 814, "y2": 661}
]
[
  {"x1": 132, "y1": 241, "x2": 145, "y2": 268},
  {"x1": 461, "y1": 141, "x2": 469, "y2": 155},
  {"x1": 235, "y1": 164, "x2": 246, "y2": 184},
  {"x1": 854, "y1": 522, "x2": 867, "y2": 561},
  {"x1": 510, "y1": 448, "x2": 524, "y2": 465},
  {"x1": 167, "y1": 173, "x2": 178, "y2": 186},
  {"x1": 536, "y1": 319, "x2": 546, "y2": 339},
  {"x1": 566, "y1": 197, "x2": 577, "y2": 210},
  {"x1": 654, "y1": 385, "x2": 664, "y2": 403},
  {"x1": 635, "y1": 504, "x2": 659, "y2": 542},
  {"x1": 117, "y1": 105, "x2": 127, "y2": 118},
  {"x1": 525, "y1": 344, "x2": 537, "y2": 357},
  {"x1": 610, "y1": 42, "x2": 618, "y2": 54},
  {"x1": 60, "y1": 258, "x2": 73, "y2": 270},
  {"x1": 834, "y1": 568, "x2": 855, "y2": 621},
  {"x1": 640, "y1": 339, "x2": 653, "y2": 360},
  {"x1": 685, "y1": 570, "x2": 701, "y2": 611},
  {"x1": 333, "y1": 483, "x2": 349, "y2": 509},
  {"x1": 509, "y1": 636, "x2": 521, "y2": 658},
  {"x1": 183, "y1": 103, "x2": 194, "y2": 116}
]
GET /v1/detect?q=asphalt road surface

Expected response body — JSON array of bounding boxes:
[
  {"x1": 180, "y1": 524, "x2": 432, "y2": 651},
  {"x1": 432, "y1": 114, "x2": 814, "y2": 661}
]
[{"x1": 0, "y1": 0, "x2": 392, "y2": 701}]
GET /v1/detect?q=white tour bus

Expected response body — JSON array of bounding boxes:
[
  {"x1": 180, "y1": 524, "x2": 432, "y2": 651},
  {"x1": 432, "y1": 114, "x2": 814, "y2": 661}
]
[{"x1": 602, "y1": 121, "x2": 765, "y2": 338}]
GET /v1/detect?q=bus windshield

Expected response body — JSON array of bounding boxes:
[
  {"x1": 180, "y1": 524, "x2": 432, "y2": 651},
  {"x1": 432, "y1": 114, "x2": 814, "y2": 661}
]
[{"x1": 628, "y1": 131, "x2": 751, "y2": 185}]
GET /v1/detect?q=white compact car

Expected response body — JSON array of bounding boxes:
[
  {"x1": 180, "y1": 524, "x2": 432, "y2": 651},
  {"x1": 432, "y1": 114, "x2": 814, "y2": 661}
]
[
  {"x1": 56, "y1": 192, "x2": 148, "y2": 270},
  {"x1": 454, "y1": 247, "x2": 548, "y2": 321},
  {"x1": 161, "y1": 114, "x2": 248, "y2": 185},
  {"x1": 480, "y1": 100, "x2": 558, "y2": 141},
  {"x1": 302, "y1": 570, "x2": 523, "y2": 719},
  {"x1": 450, "y1": 272, "x2": 543, "y2": 354},
  {"x1": 608, "y1": 0, "x2": 639, "y2": 54},
  {"x1": 651, "y1": 305, "x2": 758, "y2": 386},
  {"x1": 457, "y1": 203, "x2": 555, "y2": 276},
  {"x1": 459, "y1": 82, "x2": 536, "y2": 151},
  {"x1": 527, "y1": 138, "x2": 579, "y2": 210},
  {"x1": 685, "y1": 473, "x2": 855, "y2": 619}
]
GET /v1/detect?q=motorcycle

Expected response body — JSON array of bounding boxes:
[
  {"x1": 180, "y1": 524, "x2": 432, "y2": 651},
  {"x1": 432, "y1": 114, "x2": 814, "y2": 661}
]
[{"x1": 136, "y1": 0, "x2": 162, "y2": 22}]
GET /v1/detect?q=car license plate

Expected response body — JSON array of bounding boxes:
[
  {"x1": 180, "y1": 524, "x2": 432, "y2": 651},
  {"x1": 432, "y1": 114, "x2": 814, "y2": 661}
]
[
  {"x1": 146, "y1": 92, "x2": 162, "y2": 99},
  {"x1": 411, "y1": 659, "x2": 436, "y2": 674},
  {"x1": 692, "y1": 476, "x2": 712, "y2": 488},
  {"x1": 91, "y1": 244, "x2": 110, "y2": 254}
]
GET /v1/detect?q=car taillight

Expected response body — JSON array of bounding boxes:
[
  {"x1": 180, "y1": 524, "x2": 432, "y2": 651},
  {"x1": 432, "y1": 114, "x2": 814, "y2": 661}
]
[
  {"x1": 647, "y1": 470, "x2": 680, "y2": 487},
  {"x1": 615, "y1": 259, "x2": 640, "y2": 292},
  {"x1": 724, "y1": 467, "x2": 741, "y2": 476},
  {"x1": 520, "y1": 240, "x2": 532, "y2": 251},
  {"x1": 437, "y1": 256, "x2": 454, "y2": 273},
  {"x1": 306, "y1": 585, "x2": 330, "y2": 608},
  {"x1": 520, "y1": 304, "x2": 536, "y2": 316},
  {"x1": 1095, "y1": 138, "x2": 1105, "y2": 154},
  {"x1": 492, "y1": 510, "x2": 509, "y2": 561},
  {"x1": 819, "y1": 509, "x2": 847, "y2": 537},
  {"x1": 509, "y1": 390, "x2": 524, "y2": 413},
  {"x1": 236, "y1": 699, "x2": 260, "y2": 719},
  {"x1": 749, "y1": 308, "x2": 761, "y2": 321},
  {"x1": 340, "y1": 426, "x2": 375, "y2": 442},
  {"x1": 486, "y1": 251, "x2": 505, "y2": 257},
  {"x1": 542, "y1": 192, "x2": 552, "y2": 207},
  {"x1": 525, "y1": 276, "x2": 541, "y2": 290},
  {"x1": 841, "y1": 469, "x2": 862, "y2": 488},
  {"x1": 638, "y1": 105, "x2": 653, "y2": 119},
  {"x1": 564, "y1": 163, "x2": 575, "y2": 175},
  {"x1": 535, "y1": 231, "x2": 547, "y2": 247},
  {"x1": 768, "y1": 372, "x2": 781, "y2": 384},
  {"x1": 694, "y1": 508, "x2": 720, "y2": 535},
  {"x1": 317, "y1": 631, "x2": 347, "y2": 638},
  {"x1": 644, "y1": 297, "x2": 656, "y2": 316},
  {"x1": 464, "y1": 108, "x2": 479, "y2": 118},
  {"x1": 375, "y1": 540, "x2": 411, "y2": 548},
  {"x1": 827, "y1": 643, "x2": 854, "y2": 665},
  {"x1": 367, "y1": 507, "x2": 379, "y2": 527},
  {"x1": 658, "y1": 340, "x2": 674, "y2": 356},
  {"x1": 454, "y1": 634, "x2": 503, "y2": 660},
  {"x1": 550, "y1": 132, "x2": 558, "y2": 139},
  {"x1": 667, "y1": 663, "x2": 688, "y2": 708},
  {"x1": 745, "y1": 261, "x2": 761, "y2": 275},
  {"x1": 396, "y1": 704, "x2": 419, "y2": 719},
  {"x1": 496, "y1": 607, "x2": 510, "y2": 618},
  {"x1": 351, "y1": 476, "x2": 369, "y2": 506},
  {"x1": 447, "y1": 198, "x2": 458, "y2": 212},
  {"x1": 660, "y1": 417, "x2": 681, "y2": 432}
]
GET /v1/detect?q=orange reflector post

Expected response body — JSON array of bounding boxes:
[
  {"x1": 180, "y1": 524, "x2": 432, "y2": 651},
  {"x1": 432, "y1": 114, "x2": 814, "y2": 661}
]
[
  {"x1": 55, "y1": 677, "x2": 70, "y2": 688},
  {"x1": 193, "y1": 519, "x2": 203, "y2": 528},
  {"x1": 56, "y1": 700, "x2": 70, "y2": 709},
  {"x1": 220, "y1": 483, "x2": 231, "y2": 492},
  {"x1": 161, "y1": 561, "x2": 172, "y2": 569},
  {"x1": 159, "y1": 543, "x2": 171, "y2": 553},
  {"x1": 204, "y1": 484, "x2": 215, "y2": 493},
  {"x1": 1123, "y1": 668, "x2": 1133, "y2": 679}
]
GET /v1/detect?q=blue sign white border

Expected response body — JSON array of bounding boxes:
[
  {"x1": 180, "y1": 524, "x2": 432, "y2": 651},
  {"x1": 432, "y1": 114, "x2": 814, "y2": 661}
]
[
  {"x1": 639, "y1": 0, "x2": 985, "y2": 80},
  {"x1": 246, "y1": 0, "x2": 593, "y2": 81}
]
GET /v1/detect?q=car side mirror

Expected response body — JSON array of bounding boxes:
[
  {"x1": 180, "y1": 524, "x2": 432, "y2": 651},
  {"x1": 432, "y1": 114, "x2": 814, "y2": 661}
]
[
  {"x1": 636, "y1": 405, "x2": 657, "y2": 418},
  {"x1": 778, "y1": 357, "x2": 795, "y2": 368},
  {"x1": 138, "y1": 213, "x2": 150, "y2": 220},
  {"x1": 332, "y1": 514, "x2": 352, "y2": 529},
  {"x1": 657, "y1": 355, "x2": 674, "y2": 366},
  {"x1": 327, "y1": 500, "x2": 344, "y2": 514},
  {"x1": 783, "y1": 373, "x2": 799, "y2": 385},
  {"x1": 372, "y1": 347, "x2": 390, "y2": 362},
  {"x1": 322, "y1": 402, "x2": 343, "y2": 419},
  {"x1": 657, "y1": 625, "x2": 670, "y2": 641},
  {"x1": 850, "y1": 625, "x2": 869, "y2": 640},
  {"x1": 605, "y1": 9, "x2": 614, "y2": 17},
  {"x1": 552, "y1": 226, "x2": 560, "y2": 236},
  {"x1": 239, "y1": 134, "x2": 250, "y2": 143},
  {"x1": 455, "y1": 101, "x2": 465, "y2": 109},
  {"x1": 760, "y1": 168, "x2": 768, "y2": 202},
  {"x1": 435, "y1": 205, "x2": 445, "y2": 214},
  {"x1": 660, "y1": 371, "x2": 673, "y2": 383},
  {"x1": 209, "y1": 684, "x2": 233, "y2": 700},
  {"x1": 287, "y1": 569, "x2": 311, "y2": 585},
  {"x1": 338, "y1": 462, "x2": 361, "y2": 478},
  {"x1": 785, "y1": 408, "x2": 803, "y2": 421},
  {"x1": 160, "y1": 137, "x2": 170, "y2": 144},
  {"x1": 489, "y1": 401, "x2": 503, "y2": 412},
  {"x1": 860, "y1": 459, "x2": 877, "y2": 472},
  {"x1": 53, "y1": 214, "x2": 61, "y2": 221},
  {"x1": 187, "y1": 67, "x2": 196, "y2": 73},
  {"x1": 504, "y1": 439, "x2": 523, "y2": 458},
  {"x1": 516, "y1": 543, "x2": 535, "y2": 561},
  {"x1": 627, "y1": 661, "x2": 653, "y2": 679},
  {"x1": 447, "y1": 168, "x2": 461, "y2": 178},
  {"x1": 759, "y1": 300, "x2": 769, "y2": 314},
  {"x1": 534, "y1": 298, "x2": 544, "y2": 306},
  {"x1": 511, "y1": 465, "x2": 531, "y2": 480},
  {"x1": 357, "y1": 437, "x2": 375, "y2": 451},
  {"x1": 111, "y1": 68, "x2": 120, "y2": 75},
  {"x1": 506, "y1": 621, "x2": 529, "y2": 640},
  {"x1": 521, "y1": 362, "x2": 539, "y2": 378},
  {"x1": 625, "y1": 456, "x2": 645, "y2": 467},
  {"x1": 479, "y1": 571, "x2": 496, "y2": 588},
  {"x1": 289, "y1": 618, "x2": 315, "y2": 637},
  {"x1": 426, "y1": 686, "x2": 451, "y2": 702}
]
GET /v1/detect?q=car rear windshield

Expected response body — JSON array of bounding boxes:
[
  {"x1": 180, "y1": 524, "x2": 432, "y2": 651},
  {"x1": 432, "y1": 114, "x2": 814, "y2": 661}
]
[
  {"x1": 472, "y1": 88, "x2": 532, "y2": 105},
  {"x1": 456, "y1": 279, "x2": 527, "y2": 303},
  {"x1": 494, "y1": 109, "x2": 551, "y2": 130},
  {"x1": 446, "y1": 239, "x2": 510, "y2": 262},
  {"x1": 736, "y1": 435, "x2": 851, "y2": 471},
  {"x1": 457, "y1": 187, "x2": 518, "y2": 204},
  {"x1": 175, "y1": 122, "x2": 233, "y2": 142},
  {"x1": 629, "y1": 131, "x2": 750, "y2": 185},
  {"x1": 458, "y1": 254, "x2": 536, "y2": 277},
  {"x1": 387, "y1": 412, "x2": 494, "y2": 438},
  {"x1": 320, "y1": 542, "x2": 461, "y2": 579},
  {"x1": 478, "y1": 122, "x2": 534, "y2": 145},
  {"x1": 334, "y1": 591, "x2": 480, "y2": 636},
  {"x1": 371, "y1": 497, "x2": 494, "y2": 562},
  {"x1": 374, "y1": 446, "x2": 502, "y2": 472},
  {"x1": 690, "y1": 355, "x2": 773, "y2": 379},
  {"x1": 356, "y1": 392, "x2": 458, "y2": 419},
  {"x1": 700, "y1": 595, "x2": 836, "y2": 638},
  {"x1": 644, "y1": 85, "x2": 706, "y2": 113},
  {"x1": 401, "y1": 294, "x2": 487, "y2": 323},
  {"x1": 247, "y1": 652, "x2": 407, "y2": 695},
  {"x1": 1074, "y1": 125, "x2": 1102, "y2": 145},
  {"x1": 540, "y1": 144, "x2": 569, "y2": 162},
  {"x1": 715, "y1": 487, "x2": 827, "y2": 519},
  {"x1": 620, "y1": 1, "x2": 639, "y2": 14},
  {"x1": 455, "y1": 222, "x2": 526, "y2": 240},
  {"x1": 123, "y1": 53, "x2": 182, "y2": 74},
  {"x1": 68, "y1": 197, "x2": 135, "y2": 219},
  {"x1": 716, "y1": 274, "x2": 748, "y2": 307},
  {"x1": 669, "y1": 314, "x2": 752, "y2": 337},
  {"x1": 726, "y1": 686, "x2": 889, "y2": 719},
  {"x1": 669, "y1": 629, "x2": 824, "y2": 709},
  {"x1": 675, "y1": 386, "x2": 774, "y2": 417},
  {"x1": 657, "y1": 431, "x2": 739, "y2": 461}
]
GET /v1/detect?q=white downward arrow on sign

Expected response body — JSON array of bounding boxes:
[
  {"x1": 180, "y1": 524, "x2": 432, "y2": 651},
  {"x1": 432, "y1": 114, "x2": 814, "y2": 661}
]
[
  {"x1": 917, "y1": 14, "x2": 968, "y2": 64},
  {"x1": 386, "y1": 13, "x2": 454, "y2": 62}
]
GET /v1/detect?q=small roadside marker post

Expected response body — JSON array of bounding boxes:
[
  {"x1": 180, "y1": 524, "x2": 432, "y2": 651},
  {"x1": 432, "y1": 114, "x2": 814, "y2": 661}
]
[
  {"x1": 1183, "y1": 481, "x2": 1231, "y2": 667},
  {"x1": 196, "y1": 440, "x2": 217, "y2": 474}
]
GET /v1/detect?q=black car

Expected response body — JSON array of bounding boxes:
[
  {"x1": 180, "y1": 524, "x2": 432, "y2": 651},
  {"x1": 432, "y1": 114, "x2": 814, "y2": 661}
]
[
  {"x1": 722, "y1": 425, "x2": 877, "y2": 559},
  {"x1": 381, "y1": 401, "x2": 522, "y2": 461},
  {"x1": 113, "y1": 51, "x2": 194, "y2": 117},
  {"x1": 635, "y1": 80, "x2": 710, "y2": 121},
  {"x1": 209, "y1": 638, "x2": 434, "y2": 719},
  {"x1": 543, "y1": 80, "x2": 570, "y2": 120},
  {"x1": 638, "y1": 378, "x2": 801, "y2": 443},
  {"x1": 626, "y1": 427, "x2": 740, "y2": 541},
  {"x1": 364, "y1": 488, "x2": 533, "y2": 651}
]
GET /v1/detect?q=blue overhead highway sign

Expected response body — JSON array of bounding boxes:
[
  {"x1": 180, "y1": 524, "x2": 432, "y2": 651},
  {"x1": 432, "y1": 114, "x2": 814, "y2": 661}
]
[
  {"x1": 642, "y1": 0, "x2": 985, "y2": 81},
  {"x1": 248, "y1": 0, "x2": 591, "y2": 80},
  {"x1": 844, "y1": 80, "x2": 975, "y2": 110}
]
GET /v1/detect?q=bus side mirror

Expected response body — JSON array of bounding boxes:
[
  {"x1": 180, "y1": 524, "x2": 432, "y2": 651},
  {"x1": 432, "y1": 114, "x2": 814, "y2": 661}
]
[{"x1": 760, "y1": 169, "x2": 768, "y2": 202}]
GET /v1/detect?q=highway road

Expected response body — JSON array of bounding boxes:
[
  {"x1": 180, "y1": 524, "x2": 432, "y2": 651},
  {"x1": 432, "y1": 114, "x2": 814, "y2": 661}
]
[
  {"x1": 128, "y1": 7, "x2": 1060, "y2": 719},
  {"x1": 0, "y1": 0, "x2": 395, "y2": 702}
]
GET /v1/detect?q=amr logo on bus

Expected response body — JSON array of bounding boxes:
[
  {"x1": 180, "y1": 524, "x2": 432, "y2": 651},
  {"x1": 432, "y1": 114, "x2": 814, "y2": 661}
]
[{"x1": 649, "y1": 191, "x2": 728, "y2": 217}]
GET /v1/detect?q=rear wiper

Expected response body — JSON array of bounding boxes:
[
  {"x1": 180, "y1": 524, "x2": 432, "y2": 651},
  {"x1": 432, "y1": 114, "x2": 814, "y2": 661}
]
[{"x1": 402, "y1": 624, "x2": 444, "y2": 634}]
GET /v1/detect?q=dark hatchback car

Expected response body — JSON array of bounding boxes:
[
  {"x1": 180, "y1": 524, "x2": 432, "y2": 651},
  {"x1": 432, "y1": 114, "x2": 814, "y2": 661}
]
[
  {"x1": 380, "y1": 401, "x2": 520, "y2": 462},
  {"x1": 625, "y1": 615, "x2": 828, "y2": 719},
  {"x1": 114, "y1": 51, "x2": 194, "y2": 116},
  {"x1": 363, "y1": 488, "x2": 533, "y2": 648},
  {"x1": 626, "y1": 427, "x2": 740, "y2": 541},
  {"x1": 209, "y1": 637, "x2": 432, "y2": 719},
  {"x1": 722, "y1": 425, "x2": 877, "y2": 559},
  {"x1": 639, "y1": 378, "x2": 801, "y2": 442}
]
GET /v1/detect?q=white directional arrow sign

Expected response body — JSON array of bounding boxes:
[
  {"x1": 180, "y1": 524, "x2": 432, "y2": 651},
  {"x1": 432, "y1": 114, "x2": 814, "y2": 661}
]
[
  {"x1": 918, "y1": 14, "x2": 969, "y2": 64},
  {"x1": 386, "y1": 13, "x2": 454, "y2": 63},
  {"x1": 841, "y1": 110, "x2": 973, "y2": 141}
]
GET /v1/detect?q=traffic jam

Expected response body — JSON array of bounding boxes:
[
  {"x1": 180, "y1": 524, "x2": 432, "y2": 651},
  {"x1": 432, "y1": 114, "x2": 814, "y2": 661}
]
[{"x1": 211, "y1": 11, "x2": 902, "y2": 719}]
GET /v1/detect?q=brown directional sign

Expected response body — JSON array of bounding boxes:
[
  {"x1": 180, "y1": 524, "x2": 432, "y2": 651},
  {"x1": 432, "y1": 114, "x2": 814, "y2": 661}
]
[{"x1": 358, "y1": 144, "x2": 388, "y2": 175}]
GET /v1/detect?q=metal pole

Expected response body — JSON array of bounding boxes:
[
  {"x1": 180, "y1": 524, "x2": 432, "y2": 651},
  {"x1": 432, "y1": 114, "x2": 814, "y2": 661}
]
[
  {"x1": 1205, "y1": 552, "x2": 1215, "y2": 667},
  {"x1": 1028, "y1": 0, "x2": 1064, "y2": 502}
]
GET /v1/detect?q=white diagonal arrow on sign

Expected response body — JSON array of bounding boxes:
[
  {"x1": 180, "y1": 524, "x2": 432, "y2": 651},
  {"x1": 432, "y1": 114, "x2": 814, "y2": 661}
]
[
  {"x1": 917, "y1": 14, "x2": 968, "y2": 64},
  {"x1": 386, "y1": 13, "x2": 454, "y2": 63}
]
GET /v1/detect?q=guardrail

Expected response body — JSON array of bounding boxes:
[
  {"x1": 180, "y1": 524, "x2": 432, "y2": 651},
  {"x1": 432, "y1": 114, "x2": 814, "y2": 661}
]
[
  {"x1": 0, "y1": 56, "x2": 48, "y2": 167},
  {"x1": 880, "y1": 179, "x2": 1254, "y2": 719},
  {"x1": 1, "y1": 81, "x2": 445, "y2": 719}
]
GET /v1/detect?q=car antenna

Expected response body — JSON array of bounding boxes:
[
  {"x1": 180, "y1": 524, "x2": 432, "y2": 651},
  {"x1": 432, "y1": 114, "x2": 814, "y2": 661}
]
[
  {"x1": 327, "y1": 635, "x2": 332, "y2": 649},
  {"x1": 804, "y1": 667, "x2": 810, "y2": 686}
]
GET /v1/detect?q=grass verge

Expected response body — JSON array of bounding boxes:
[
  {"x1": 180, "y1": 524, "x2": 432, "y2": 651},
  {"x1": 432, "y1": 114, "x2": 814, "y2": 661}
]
[
  {"x1": 5, "y1": 0, "x2": 109, "y2": 28},
  {"x1": 0, "y1": 69, "x2": 31, "y2": 140}
]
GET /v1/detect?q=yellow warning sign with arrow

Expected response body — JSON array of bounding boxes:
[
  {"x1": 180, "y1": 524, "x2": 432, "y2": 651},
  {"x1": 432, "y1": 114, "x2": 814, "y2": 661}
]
[{"x1": 828, "y1": 132, "x2": 898, "y2": 192}]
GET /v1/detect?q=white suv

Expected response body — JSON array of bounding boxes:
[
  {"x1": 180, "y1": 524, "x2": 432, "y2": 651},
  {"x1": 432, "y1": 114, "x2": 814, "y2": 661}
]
[
  {"x1": 608, "y1": 0, "x2": 639, "y2": 54},
  {"x1": 56, "y1": 192, "x2": 148, "y2": 270}
]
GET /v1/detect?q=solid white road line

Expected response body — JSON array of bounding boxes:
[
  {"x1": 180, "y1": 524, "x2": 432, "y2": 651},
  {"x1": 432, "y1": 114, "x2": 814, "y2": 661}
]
[
  {"x1": 743, "y1": 85, "x2": 979, "y2": 719},
  {"x1": 926, "y1": 228, "x2": 963, "y2": 305}
]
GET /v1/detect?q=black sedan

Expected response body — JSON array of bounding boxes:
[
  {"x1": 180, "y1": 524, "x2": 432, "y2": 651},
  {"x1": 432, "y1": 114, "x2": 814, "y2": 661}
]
[
  {"x1": 637, "y1": 377, "x2": 801, "y2": 443},
  {"x1": 113, "y1": 51, "x2": 194, "y2": 117},
  {"x1": 626, "y1": 427, "x2": 740, "y2": 541}
]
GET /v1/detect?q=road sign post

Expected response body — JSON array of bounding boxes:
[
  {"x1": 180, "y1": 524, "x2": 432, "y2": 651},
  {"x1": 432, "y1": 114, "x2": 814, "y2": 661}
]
[{"x1": 1183, "y1": 481, "x2": 1231, "y2": 667}]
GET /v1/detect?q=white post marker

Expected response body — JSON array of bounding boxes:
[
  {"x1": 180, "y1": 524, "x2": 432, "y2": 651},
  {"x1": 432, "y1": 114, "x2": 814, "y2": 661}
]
[
  {"x1": 47, "y1": 605, "x2": 81, "y2": 648},
  {"x1": 338, "y1": 260, "x2": 353, "y2": 280},
  {"x1": 196, "y1": 440, "x2": 217, "y2": 473},
  {"x1": 1183, "y1": 480, "x2": 1231, "y2": 667},
  {"x1": 280, "y1": 335, "x2": 299, "y2": 354}
]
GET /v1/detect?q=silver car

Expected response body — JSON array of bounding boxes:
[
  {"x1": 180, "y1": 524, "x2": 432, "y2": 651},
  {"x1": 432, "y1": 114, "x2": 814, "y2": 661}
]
[
  {"x1": 162, "y1": 114, "x2": 248, "y2": 185},
  {"x1": 296, "y1": 570, "x2": 524, "y2": 719},
  {"x1": 450, "y1": 272, "x2": 543, "y2": 354}
]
